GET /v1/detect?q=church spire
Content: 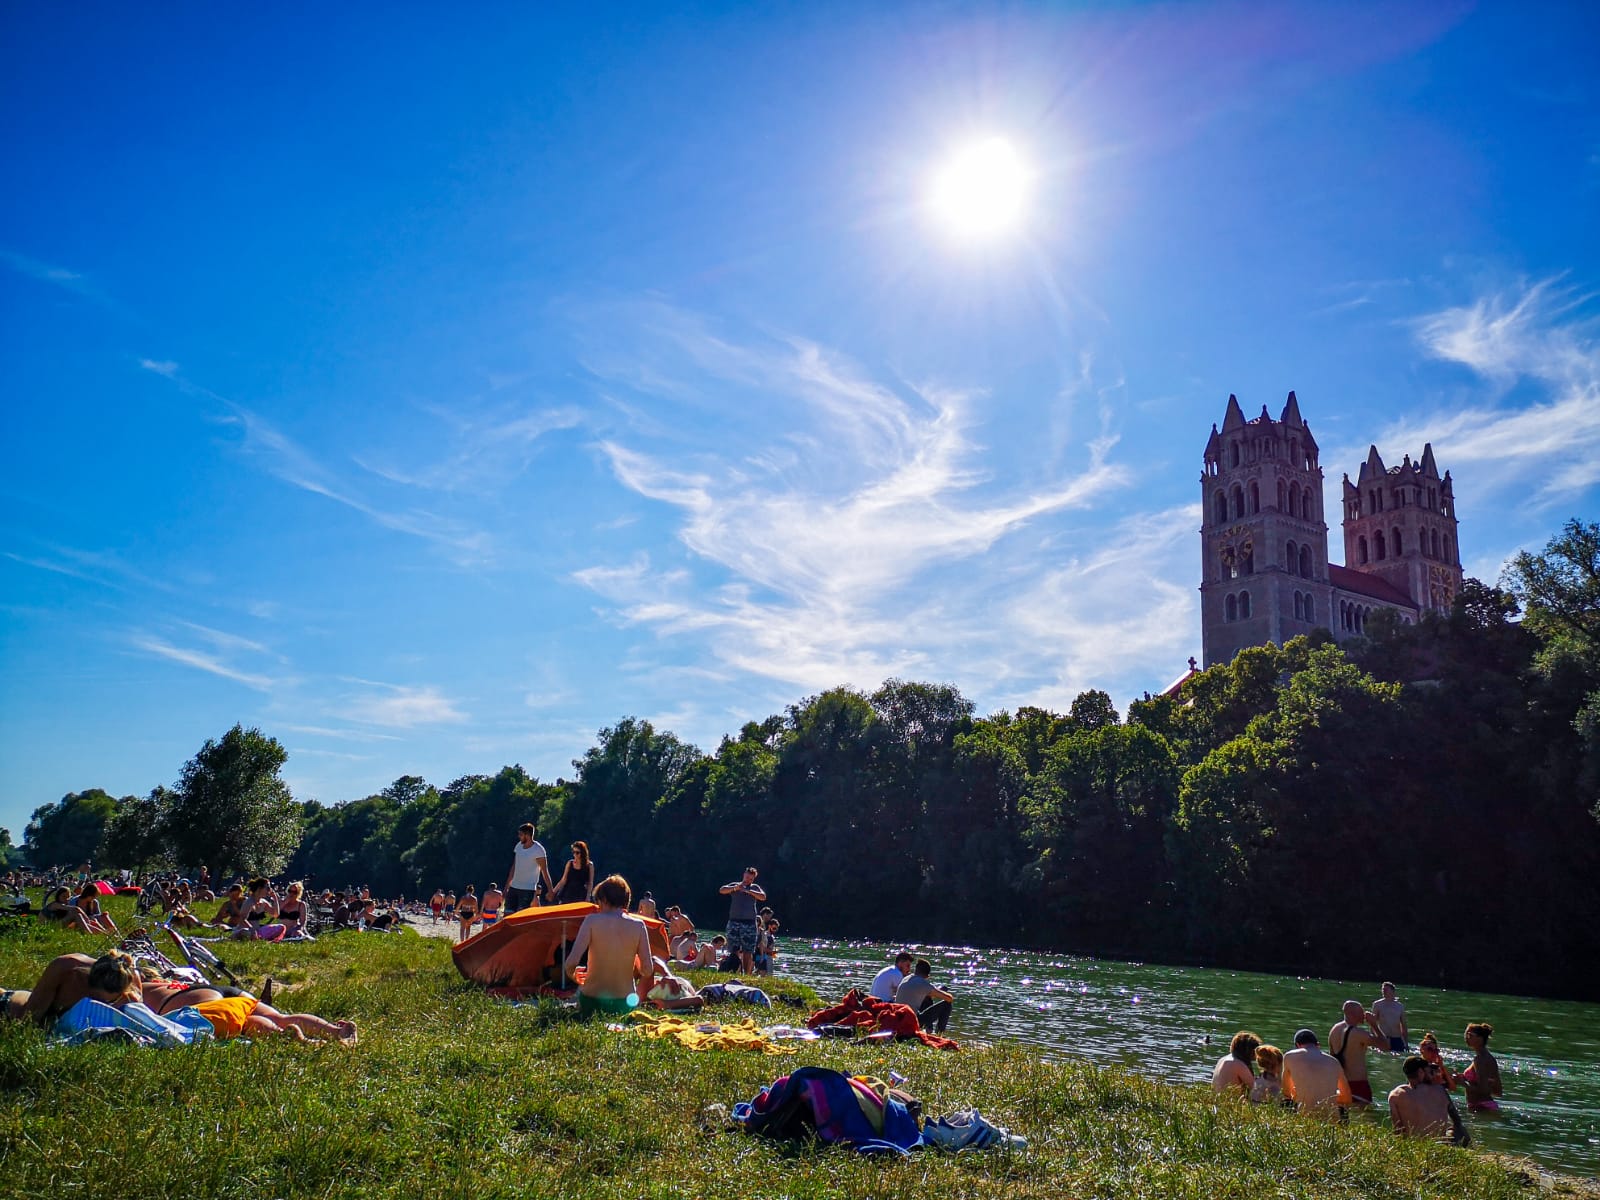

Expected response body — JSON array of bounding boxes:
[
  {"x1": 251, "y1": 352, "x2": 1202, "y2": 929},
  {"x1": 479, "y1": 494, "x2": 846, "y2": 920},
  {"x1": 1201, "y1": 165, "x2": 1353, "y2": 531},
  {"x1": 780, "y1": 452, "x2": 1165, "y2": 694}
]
[
  {"x1": 1280, "y1": 389, "x2": 1303, "y2": 426},
  {"x1": 1221, "y1": 393, "x2": 1246, "y2": 431}
]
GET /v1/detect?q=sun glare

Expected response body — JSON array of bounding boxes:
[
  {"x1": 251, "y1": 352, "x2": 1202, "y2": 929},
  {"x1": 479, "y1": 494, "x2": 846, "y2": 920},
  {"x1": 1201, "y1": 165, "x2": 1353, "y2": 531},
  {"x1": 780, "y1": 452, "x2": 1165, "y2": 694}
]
[{"x1": 928, "y1": 136, "x2": 1031, "y2": 242}]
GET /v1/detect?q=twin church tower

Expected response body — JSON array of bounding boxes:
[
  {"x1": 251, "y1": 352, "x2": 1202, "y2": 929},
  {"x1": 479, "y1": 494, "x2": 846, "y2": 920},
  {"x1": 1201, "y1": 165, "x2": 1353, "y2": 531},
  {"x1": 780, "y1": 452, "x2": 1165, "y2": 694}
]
[{"x1": 1200, "y1": 391, "x2": 1463, "y2": 668}]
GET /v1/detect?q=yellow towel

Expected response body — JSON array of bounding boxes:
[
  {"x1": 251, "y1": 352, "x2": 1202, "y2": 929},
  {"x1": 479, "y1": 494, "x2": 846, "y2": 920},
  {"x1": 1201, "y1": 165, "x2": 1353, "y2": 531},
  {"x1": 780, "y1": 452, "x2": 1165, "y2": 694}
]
[{"x1": 628, "y1": 1013, "x2": 796, "y2": 1055}]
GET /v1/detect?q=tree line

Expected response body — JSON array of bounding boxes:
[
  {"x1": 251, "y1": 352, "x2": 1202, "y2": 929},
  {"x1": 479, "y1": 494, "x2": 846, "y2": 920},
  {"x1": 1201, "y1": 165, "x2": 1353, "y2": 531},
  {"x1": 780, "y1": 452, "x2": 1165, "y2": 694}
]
[{"x1": 20, "y1": 520, "x2": 1600, "y2": 999}]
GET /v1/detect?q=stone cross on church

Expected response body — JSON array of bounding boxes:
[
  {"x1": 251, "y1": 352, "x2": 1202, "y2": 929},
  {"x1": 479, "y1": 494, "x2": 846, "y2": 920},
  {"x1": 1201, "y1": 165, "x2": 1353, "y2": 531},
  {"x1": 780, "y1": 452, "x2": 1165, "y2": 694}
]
[{"x1": 1198, "y1": 391, "x2": 1463, "y2": 668}]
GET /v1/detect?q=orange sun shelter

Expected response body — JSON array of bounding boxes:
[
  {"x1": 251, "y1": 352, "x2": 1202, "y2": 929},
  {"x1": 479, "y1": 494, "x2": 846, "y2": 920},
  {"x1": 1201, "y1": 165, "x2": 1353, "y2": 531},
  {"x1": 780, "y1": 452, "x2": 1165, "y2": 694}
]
[{"x1": 450, "y1": 901, "x2": 671, "y2": 990}]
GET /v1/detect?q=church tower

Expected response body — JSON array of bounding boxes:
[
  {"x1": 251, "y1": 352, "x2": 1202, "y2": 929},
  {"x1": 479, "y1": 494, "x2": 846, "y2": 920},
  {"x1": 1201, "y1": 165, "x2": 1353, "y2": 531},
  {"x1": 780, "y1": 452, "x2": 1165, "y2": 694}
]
[
  {"x1": 1200, "y1": 391, "x2": 1331, "y2": 668},
  {"x1": 1340, "y1": 442, "x2": 1463, "y2": 614}
]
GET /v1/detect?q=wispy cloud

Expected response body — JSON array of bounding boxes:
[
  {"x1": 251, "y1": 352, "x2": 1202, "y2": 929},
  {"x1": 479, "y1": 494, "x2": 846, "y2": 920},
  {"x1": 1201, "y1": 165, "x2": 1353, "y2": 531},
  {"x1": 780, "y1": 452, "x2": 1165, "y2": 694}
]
[
  {"x1": 354, "y1": 403, "x2": 585, "y2": 494},
  {"x1": 1401, "y1": 278, "x2": 1600, "y2": 504},
  {"x1": 1, "y1": 248, "x2": 125, "y2": 312},
  {"x1": 136, "y1": 360, "x2": 496, "y2": 565},
  {"x1": 571, "y1": 306, "x2": 1151, "y2": 700},
  {"x1": 4, "y1": 544, "x2": 175, "y2": 593},
  {"x1": 282, "y1": 724, "x2": 402, "y2": 743},
  {"x1": 340, "y1": 680, "x2": 469, "y2": 728},
  {"x1": 131, "y1": 635, "x2": 278, "y2": 691}
]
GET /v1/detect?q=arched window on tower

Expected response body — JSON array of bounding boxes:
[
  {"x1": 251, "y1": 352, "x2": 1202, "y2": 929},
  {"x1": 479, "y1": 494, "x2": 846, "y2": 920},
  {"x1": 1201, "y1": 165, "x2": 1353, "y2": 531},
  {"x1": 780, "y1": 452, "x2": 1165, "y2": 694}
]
[
  {"x1": 1286, "y1": 540, "x2": 1298, "y2": 574},
  {"x1": 1239, "y1": 591, "x2": 1251, "y2": 619},
  {"x1": 1299, "y1": 545, "x2": 1312, "y2": 578},
  {"x1": 1392, "y1": 526, "x2": 1402, "y2": 555},
  {"x1": 1294, "y1": 592, "x2": 1303, "y2": 620},
  {"x1": 1428, "y1": 486, "x2": 1437, "y2": 510},
  {"x1": 1231, "y1": 485, "x2": 1244, "y2": 519},
  {"x1": 1375, "y1": 531, "x2": 1387, "y2": 560},
  {"x1": 1225, "y1": 594, "x2": 1238, "y2": 622},
  {"x1": 1431, "y1": 529, "x2": 1441, "y2": 558},
  {"x1": 1214, "y1": 492, "x2": 1227, "y2": 525},
  {"x1": 1249, "y1": 481, "x2": 1259, "y2": 513},
  {"x1": 1305, "y1": 593, "x2": 1315, "y2": 623},
  {"x1": 1230, "y1": 442, "x2": 1240, "y2": 468},
  {"x1": 1288, "y1": 483, "x2": 1300, "y2": 519},
  {"x1": 1444, "y1": 535, "x2": 1453, "y2": 563},
  {"x1": 1277, "y1": 479, "x2": 1287, "y2": 511},
  {"x1": 1359, "y1": 536, "x2": 1369, "y2": 564}
]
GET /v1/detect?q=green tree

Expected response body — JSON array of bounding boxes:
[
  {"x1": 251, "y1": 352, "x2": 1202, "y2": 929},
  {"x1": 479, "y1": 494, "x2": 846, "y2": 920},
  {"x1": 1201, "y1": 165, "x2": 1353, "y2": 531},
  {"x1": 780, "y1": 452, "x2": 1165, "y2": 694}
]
[
  {"x1": 0, "y1": 827, "x2": 15, "y2": 872},
  {"x1": 23, "y1": 789, "x2": 122, "y2": 868},
  {"x1": 165, "y1": 725, "x2": 302, "y2": 876},
  {"x1": 99, "y1": 786, "x2": 176, "y2": 875}
]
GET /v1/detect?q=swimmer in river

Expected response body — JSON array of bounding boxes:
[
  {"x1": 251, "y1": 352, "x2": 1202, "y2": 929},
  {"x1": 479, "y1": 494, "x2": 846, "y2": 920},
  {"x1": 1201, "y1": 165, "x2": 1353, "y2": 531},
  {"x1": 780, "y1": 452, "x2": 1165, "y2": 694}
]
[
  {"x1": 1281, "y1": 1028, "x2": 1353, "y2": 1118},
  {"x1": 1462, "y1": 1021, "x2": 1503, "y2": 1112}
]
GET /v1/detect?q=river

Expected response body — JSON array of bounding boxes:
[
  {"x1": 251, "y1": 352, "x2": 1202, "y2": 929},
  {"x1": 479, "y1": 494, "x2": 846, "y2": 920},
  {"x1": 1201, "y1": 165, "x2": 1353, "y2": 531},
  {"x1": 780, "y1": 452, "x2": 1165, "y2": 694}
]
[{"x1": 774, "y1": 937, "x2": 1600, "y2": 1177}]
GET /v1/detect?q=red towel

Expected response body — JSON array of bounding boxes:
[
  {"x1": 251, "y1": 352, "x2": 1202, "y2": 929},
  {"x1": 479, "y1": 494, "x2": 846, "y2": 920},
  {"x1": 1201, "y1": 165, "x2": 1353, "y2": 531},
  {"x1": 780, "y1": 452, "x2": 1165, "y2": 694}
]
[{"x1": 806, "y1": 988, "x2": 959, "y2": 1050}]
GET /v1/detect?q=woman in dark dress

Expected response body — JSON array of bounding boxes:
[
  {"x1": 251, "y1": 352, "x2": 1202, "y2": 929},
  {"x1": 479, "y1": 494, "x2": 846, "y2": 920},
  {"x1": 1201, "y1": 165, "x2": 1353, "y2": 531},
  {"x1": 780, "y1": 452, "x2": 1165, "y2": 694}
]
[{"x1": 551, "y1": 842, "x2": 595, "y2": 905}]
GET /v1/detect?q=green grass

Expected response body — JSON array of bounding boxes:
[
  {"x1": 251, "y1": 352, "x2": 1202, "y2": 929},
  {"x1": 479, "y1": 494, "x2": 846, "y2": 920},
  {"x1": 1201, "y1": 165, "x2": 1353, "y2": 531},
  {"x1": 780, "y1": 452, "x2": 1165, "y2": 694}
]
[{"x1": 0, "y1": 894, "x2": 1585, "y2": 1199}]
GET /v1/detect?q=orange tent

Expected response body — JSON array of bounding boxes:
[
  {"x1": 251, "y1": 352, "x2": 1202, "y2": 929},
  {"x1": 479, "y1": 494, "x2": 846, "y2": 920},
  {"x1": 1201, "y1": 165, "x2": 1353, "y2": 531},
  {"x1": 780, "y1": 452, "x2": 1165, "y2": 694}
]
[{"x1": 450, "y1": 902, "x2": 671, "y2": 990}]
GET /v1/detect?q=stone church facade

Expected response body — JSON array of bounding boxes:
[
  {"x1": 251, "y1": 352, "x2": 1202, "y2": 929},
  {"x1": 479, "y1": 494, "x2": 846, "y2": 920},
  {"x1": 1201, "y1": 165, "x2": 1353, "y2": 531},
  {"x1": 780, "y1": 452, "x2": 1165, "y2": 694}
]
[{"x1": 1199, "y1": 391, "x2": 1463, "y2": 668}]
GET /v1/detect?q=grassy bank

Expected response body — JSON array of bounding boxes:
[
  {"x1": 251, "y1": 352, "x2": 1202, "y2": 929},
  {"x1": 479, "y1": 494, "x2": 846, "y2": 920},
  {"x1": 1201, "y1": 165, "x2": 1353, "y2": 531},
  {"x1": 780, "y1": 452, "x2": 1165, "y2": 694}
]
[{"x1": 0, "y1": 896, "x2": 1584, "y2": 1199}]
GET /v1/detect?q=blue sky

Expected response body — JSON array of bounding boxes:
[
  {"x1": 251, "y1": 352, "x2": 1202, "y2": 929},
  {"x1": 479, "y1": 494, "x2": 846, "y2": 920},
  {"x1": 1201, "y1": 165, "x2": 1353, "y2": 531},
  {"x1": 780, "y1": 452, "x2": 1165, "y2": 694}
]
[{"x1": 3, "y1": 2, "x2": 1598, "y2": 837}]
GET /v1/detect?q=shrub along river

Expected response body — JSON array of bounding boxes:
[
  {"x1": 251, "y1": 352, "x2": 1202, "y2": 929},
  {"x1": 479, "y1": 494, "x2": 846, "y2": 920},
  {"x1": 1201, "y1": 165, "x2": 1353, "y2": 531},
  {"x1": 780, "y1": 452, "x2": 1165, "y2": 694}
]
[{"x1": 775, "y1": 937, "x2": 1600, "y2": 1176}]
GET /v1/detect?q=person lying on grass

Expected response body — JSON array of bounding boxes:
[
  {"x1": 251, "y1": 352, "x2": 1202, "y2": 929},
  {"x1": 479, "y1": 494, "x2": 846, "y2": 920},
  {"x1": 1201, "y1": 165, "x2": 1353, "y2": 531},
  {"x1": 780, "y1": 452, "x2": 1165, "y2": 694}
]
[
  {"x1": 0, "y1": 951, "x2": 327, "y2": 1031},
  {"x1": 63, "y1": 952, "x2": 357, "y2": 1045},
  {"x1": 564, "y1": 873, "x2": 654, "y2": 1019}
]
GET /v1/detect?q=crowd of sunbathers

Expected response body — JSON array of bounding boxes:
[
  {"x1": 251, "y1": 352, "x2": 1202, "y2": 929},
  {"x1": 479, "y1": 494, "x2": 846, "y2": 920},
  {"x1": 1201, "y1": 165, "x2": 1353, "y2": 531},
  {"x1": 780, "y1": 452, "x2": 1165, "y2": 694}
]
[{"x1": 1209, "y1": 984, "x2": 1504, "y2": 1144}]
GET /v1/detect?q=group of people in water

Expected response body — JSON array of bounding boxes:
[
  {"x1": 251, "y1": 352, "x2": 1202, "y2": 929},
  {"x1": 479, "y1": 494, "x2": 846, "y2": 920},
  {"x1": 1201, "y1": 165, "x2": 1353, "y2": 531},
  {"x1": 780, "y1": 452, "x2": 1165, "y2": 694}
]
[{"x1": 1211, "y1": 982, "x2": 1503, "y2": 1143}]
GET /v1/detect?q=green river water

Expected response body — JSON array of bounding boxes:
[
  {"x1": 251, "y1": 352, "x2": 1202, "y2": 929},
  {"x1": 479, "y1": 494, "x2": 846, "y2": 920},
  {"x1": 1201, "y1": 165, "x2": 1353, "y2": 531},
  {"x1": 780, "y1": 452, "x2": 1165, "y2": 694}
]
[{"x1": 776, "y1": 937, "x2": 1600, "y2": 1177}]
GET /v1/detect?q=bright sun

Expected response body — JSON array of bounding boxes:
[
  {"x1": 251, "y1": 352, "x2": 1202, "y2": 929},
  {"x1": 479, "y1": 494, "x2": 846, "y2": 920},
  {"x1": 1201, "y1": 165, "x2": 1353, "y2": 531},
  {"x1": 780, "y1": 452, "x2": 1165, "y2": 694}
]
[{"x1": 928, "y1": 137, "x2": 1031, "y2": 241}]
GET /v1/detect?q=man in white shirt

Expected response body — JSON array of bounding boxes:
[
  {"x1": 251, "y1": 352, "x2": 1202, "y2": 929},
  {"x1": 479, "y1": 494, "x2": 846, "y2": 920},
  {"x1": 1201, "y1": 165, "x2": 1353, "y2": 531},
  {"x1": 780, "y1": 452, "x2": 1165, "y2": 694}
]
[
  {"x1": 504, "y1": 822, "x2": 554, "y2": 913},
  {"x1": 869, "y1": 951, "x2": 914, "y2": 1002},
  {"x1": 1372, "y1": 981, "x2": 1409, "y2": 1053}
]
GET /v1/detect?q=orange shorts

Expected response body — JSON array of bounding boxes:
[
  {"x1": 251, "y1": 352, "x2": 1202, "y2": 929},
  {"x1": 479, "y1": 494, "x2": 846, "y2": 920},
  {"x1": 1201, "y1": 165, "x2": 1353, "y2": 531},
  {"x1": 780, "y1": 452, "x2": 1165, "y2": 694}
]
[{"x1": 193, "y1": 995, "x2": 260, "y2": 1038}]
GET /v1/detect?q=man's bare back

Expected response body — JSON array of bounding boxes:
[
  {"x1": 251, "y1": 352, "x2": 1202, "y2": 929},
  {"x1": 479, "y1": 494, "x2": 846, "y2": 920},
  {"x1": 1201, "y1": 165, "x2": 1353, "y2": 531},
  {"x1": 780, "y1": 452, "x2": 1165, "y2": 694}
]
[
  {"x1": 1389, "y1": 1081, "x2": 1453, "y2": 1139},
  {"x1": 568, "y1": 908, "x2": 653, "y2": 1002},
  {"x1": 1282, "y1": 1045, "x2": 1352, "y2": 1117}
]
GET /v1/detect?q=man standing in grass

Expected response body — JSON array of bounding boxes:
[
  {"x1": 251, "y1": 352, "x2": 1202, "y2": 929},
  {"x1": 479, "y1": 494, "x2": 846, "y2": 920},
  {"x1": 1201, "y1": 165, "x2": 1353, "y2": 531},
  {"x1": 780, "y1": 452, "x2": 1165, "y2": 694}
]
[
  {"x1": 718, "y1": 866, "x2": 766, "y2": 975},
  {"x1": 565, "y1": 874, "x2": 654, "y2": 1018},
  {"x1": 505, "y1": 823, "x2": 554, "y2": 914}
]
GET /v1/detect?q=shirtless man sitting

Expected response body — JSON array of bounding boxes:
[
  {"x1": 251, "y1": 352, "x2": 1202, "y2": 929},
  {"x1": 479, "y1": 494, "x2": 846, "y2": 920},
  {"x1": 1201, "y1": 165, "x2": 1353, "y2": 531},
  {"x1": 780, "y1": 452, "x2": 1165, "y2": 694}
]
[
  {"x1": 1329, "y1": 999, "x2": 1387, "y2": 1105},
  {"x1": 564, "y1": 874, "x2": 654, "y2": 1019},
  {"x1": 1389, "y1": 1055, "x2": 1468, "y2": 1144},
  {"x1": 665, "y1": 906, "x2": 695, "y2": 940},
  {"x1": 1281, "y1": 1028, "x2": 1353, "y2": 1118}
]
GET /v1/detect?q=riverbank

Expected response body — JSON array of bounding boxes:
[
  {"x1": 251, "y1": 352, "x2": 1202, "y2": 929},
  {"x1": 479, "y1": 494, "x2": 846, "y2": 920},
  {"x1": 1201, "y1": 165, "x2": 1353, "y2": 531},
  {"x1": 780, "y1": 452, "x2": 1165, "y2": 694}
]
[{"x1": 1, "y1": 901, "x2": 1593, "y2": 1199}]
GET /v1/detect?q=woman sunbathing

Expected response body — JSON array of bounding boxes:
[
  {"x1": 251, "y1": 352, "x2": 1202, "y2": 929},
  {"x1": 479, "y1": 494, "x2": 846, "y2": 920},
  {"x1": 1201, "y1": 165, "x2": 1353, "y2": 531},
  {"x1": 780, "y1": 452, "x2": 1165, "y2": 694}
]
[
  {"x1": 73, "y1": 884, "x2": 119, "y2": 936},
  {"x1": 86, "y1": 954, "x2": 356, "y2": 1044}
]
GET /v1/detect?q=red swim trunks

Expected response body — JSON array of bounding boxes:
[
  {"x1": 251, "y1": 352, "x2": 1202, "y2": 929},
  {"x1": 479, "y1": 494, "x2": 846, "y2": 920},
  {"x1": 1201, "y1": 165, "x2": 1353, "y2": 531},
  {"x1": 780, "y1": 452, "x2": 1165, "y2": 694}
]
[{"x1": 1348, "y1": 1079, "x2": 1374, "y2": 1103}]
